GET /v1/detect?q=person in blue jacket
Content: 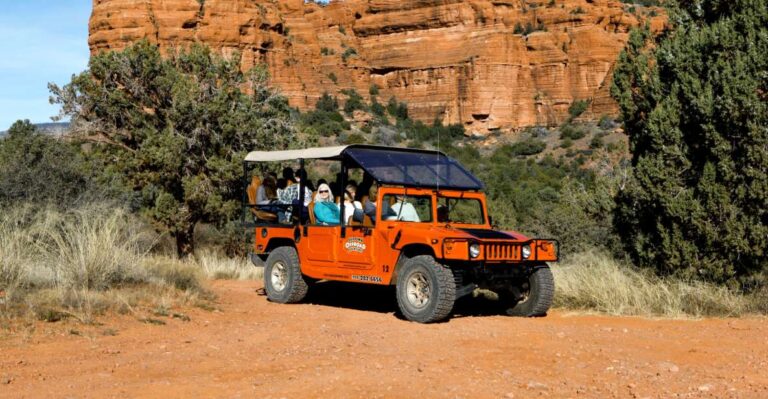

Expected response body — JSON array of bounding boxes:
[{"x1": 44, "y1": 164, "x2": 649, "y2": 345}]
[{"x1": 313, "y1": 183, "x2": 340, "y2": 225}]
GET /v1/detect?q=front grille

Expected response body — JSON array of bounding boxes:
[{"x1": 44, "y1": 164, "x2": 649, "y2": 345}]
[{"x1": 485, "y1": 243, "x2": 519, "y2": 261}]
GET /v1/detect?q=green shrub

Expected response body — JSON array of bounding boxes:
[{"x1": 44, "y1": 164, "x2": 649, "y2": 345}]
[
  {"x1": 341, "y1": 89, "x2": 366, "y2": 115},
  {"x1": 560, "y1": 124, "x2": 586, "y2": 140},
  {"x1": 320, "y1": 47, "x2": 335, "y2": 56},
  {"x1": 315, "y1": 92, "x2": 339, "y2": 112},
  {"x1": 598, "y1": 114, "x2": 615, "y2": 130},
  {"x1": 369, "y1": 84, "x2": 380, "y2": 96},
  {"x1": 0, "y1": 120, "x2": 93, "y2": 206},
  {"x1": 328, "y1": 72, "x2": 338, "y2": 84},
  {"x1": 611, "y1": 6, "x2": 768, "y2": 285},
  {"x1": 500, "y1": 139, "x2": 547, "y2": 157},
  {"x1": 370, "y1": 100, "x2": 386, "y2": 117},
  {"x1": 568, "y1": 99, "x2": 590, "y2": 120},
  {"x1": 387, "y1": 96, "x2": 409, "y2": 120},
  {"x1": 299, "y1": 110, "x2": 350, "y2": 136},
  {"x1": 50, "y1": 41, "x2": 296, "y2": 258},
  {"x1": 589, "y1": 135, "x2": 604, "y2": 149},
  {"x1": 344, "y1": 133, "x2": 366, "y2": 145},
  {"x1": 341, "y1": 47, "x2": 357, "y2": 62}
]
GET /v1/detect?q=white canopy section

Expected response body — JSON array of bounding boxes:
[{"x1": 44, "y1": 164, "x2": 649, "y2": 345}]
[{"x1": 244, "y1": 145, "x2": 349, "y2": 162}]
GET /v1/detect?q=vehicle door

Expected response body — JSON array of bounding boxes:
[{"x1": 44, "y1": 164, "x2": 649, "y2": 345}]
[
  {"x1": 337, "y1": 221, "x2": 375, "y2": 270},
  {"x1": 304, "y1": 224, "x2": 339, "y2": 264}
]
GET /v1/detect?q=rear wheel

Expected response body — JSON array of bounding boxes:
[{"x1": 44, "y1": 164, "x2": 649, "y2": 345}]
[
  {"x1": 264, "y1": 247, "x2": 308, "y2": 303},
  {"x1": 504, "y1": 265, "x2": 554, "y2": 317},
  {"x1": 396, "y1": 255, "x2": 455, "y2": 323}
]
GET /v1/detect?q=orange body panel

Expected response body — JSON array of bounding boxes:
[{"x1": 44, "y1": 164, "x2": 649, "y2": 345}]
[{"x1": 252, "y1": 187, "x2": 559, "y2": 286}]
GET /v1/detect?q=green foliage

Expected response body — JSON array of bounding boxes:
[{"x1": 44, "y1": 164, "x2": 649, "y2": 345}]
[
  {"x1": 341, "y1": 47, "x2": 357, "y2": 62},
  {"x1": 320, "y1": 47, "x2": 334, "y2": 56},
  {"x1": 447, "y1": 146, "x2": 624, "y2": 255},
  {"x1": 343, "y1": 133, "x2": 367, "y2": 145},
  {"x1": 398, "y1": 118, "x2": 464, "y2": 146},
  {"x1": 328, "y1": 72, "x2": 338, "y2": 84},
  {"x1": 568, "y1": 99, "x2": 590, "y2": 120},
  {"x1": 341, "y1": 89, "x2": 366, "y2": 115},
  {"x1": 589, "y1": 135, "x2": 604, "y2": 149},
  {"x1": 299, "y1": 109, "x2": 350, "y2": 137},
  {"x1": 498, "y1": 139, "x2": 547, "y2": 157},
  {"x1": 598, "y1": 114, "x2": 616, "y2": 130},
  {"x1": 570, "y1": 6, "x2": 585, "y2": 14},
  {"x1": 338, "y1": 25, "x2": 346, "y2": 35},
  {"x1": 514, "y1": 23, "x2": 525, "y2": 34},
  {"x1": 611, "y1": 2, "x2": 768, "y2": 285},
  {"x1": 369, "y1": 84, "x2": 380, "y2": 96},
  {"x1": 315, "y1": 92, "x2": 339, "y2": 112},
  {"x1": 387, "y1": 96, "x2": 409, "y2": 120},
  {"x1": 0, "y1": 120, "x2": 92, "y2": 206},
  {"x1": 560, "y1": 124, "x2": 587, "y2": 140},
  {"x1": 49, "y1": 40, "x2": 296, "y2": 257},
  {"x1": 370, "y1": 99, "x2": 386, "y2": 117}
]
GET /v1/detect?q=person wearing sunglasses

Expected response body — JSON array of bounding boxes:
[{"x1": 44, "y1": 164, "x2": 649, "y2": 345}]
[{"x1": 313, "y1": 183, "x2": 340, "y2": 225}]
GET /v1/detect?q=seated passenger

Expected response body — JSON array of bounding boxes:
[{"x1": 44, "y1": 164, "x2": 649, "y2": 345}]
[
  {"x1": 256, "y1": 175, "x2": 277, "y2": 205},
  {"x1": 313, "y1": 183, "x2": 340, "y2": 225},
  {"x1": 390, "y1": 196, "x2": 420, "y2": 222},
  {"x1": 343, "y1": 190, "x2": 362, "y2": 224}
]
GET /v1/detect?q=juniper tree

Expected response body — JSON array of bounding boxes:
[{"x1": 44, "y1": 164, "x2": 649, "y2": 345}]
[
  {"x1": 50, "y1": 41, "x2": 296, "y2": 257},
  {"x1": 611, "y1": 1, "x2": 768, "y2": 285}
]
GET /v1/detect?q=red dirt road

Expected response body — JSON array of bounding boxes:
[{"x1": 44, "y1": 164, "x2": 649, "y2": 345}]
[{"x1": 1, "y1": 280, "x2": 767, "y2": 398}]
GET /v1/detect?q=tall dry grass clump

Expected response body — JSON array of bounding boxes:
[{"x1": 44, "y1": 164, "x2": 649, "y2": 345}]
[
  {"x1": 0, "y1": 204, "x2": 205, "y2": 323},
  {"x1": 552, "y1": 251, "x2": 755, "y2": 317},
  {"x1": 195, "y1": 249, "x2": 263, "y2": 281}
]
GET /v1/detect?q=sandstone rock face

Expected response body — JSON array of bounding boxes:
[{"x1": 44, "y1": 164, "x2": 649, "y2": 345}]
[{"x1": 89, "y1": 0, "x2": 663, "y2": 135}]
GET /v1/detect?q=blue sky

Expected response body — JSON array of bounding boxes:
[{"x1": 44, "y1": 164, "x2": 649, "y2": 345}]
[{"x1": 0, "y1": 1, "x2": 92, "y2": 130}]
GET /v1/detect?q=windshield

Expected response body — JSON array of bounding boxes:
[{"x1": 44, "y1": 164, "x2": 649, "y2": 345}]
[
  {"x1": 437, "y1": 196, "x2": 485, "y2": 225},
  {"x1": 381, "y1": 194, "x2": 432, "y2": 223}
]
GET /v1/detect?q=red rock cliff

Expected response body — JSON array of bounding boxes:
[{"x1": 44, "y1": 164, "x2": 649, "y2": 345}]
[{"x1": 89, "y1": 0, "x2": 663, "y2": 134}]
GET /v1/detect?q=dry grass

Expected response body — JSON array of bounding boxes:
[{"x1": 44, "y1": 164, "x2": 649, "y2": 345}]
[
  {"x1": 194, "y1": 249, "x2": 263, "y2": 281},
  {"x1": 552, "y1": 251, "x2": 761, "y2": 318},
  {"x1": 0, "y1": 204, "x2": 208, "y2": 324}
]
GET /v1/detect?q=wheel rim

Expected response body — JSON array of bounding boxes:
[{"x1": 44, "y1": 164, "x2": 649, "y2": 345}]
[
  {"x1": 406, "y1": 271, "x2": 431, "y2": 309},
  {"x1": 270, "y1": 261, "x2": 288, "y2": 292}
]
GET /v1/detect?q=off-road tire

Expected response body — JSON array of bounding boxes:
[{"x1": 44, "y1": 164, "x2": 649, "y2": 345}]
[
  {"x1": 264, "y1": 246, "x2": 308, "y2": 304},
  {"x1": 396, "y1": 255, "x2": 456, "y2": 323},
  {"x1": 506, "y1": 264, "x2": 554, "y2": 317}
]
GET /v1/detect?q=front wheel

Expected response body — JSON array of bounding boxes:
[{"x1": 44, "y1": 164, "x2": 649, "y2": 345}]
[
  {"x1": 504, "y1": 264, "x2": 554, "y2": 317},
  {"x1": 395, "y1": 255, "x2": 456, "y2": 323},
  {"x1": 264, "y1": 246, "x2": 308, "y2": 304}
]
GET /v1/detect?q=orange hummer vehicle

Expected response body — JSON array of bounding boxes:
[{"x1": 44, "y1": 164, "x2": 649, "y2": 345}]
[{"x1": 243, "y1": 145, "x2": 558, "y2": 323}]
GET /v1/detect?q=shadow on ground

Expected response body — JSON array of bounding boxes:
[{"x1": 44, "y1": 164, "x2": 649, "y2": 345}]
[{"x1": 304, "y1": 281, "x2": 508, "y2": 321}]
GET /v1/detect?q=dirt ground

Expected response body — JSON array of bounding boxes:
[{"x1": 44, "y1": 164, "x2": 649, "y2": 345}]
[{"x1": 1, "y1": 280, "x2": 767, "y2": 399}]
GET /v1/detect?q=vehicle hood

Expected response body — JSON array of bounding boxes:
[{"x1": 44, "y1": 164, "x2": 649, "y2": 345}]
[{"x1": 427, "y1": 225, "x2": 530, "y2": 241}]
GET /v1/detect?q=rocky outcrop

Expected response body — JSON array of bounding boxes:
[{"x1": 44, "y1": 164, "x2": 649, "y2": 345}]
[{"x1": 89, "y1": 0, "x2": 664, "y2": 135}]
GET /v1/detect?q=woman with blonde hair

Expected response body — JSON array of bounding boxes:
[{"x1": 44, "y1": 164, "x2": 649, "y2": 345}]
[{"x1": 313, "y1": 183, "x2": 340, "y2": 225}]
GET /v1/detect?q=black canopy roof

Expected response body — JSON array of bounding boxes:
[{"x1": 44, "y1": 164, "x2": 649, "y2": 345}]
[{"x1": 244, "y1": 145, "x2": 483, "y2": 191}]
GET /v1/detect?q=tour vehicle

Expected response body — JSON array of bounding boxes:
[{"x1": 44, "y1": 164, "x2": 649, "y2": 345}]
[{"x1": 243, "y1": 145, "x2": 558, "y2": 323}]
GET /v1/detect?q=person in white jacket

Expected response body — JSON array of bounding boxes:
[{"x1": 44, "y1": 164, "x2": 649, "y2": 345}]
[{"x1": 390, "y1": 196, "x2": 420, "y2": 222}]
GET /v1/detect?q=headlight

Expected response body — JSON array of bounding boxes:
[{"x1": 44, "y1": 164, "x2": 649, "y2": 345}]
[
  {"x1": 469, "y1": 243, "x2": 480, "y2": 258},
  {"x1": 521, "y1": 245, "x2": 531, "y2": 259}
]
